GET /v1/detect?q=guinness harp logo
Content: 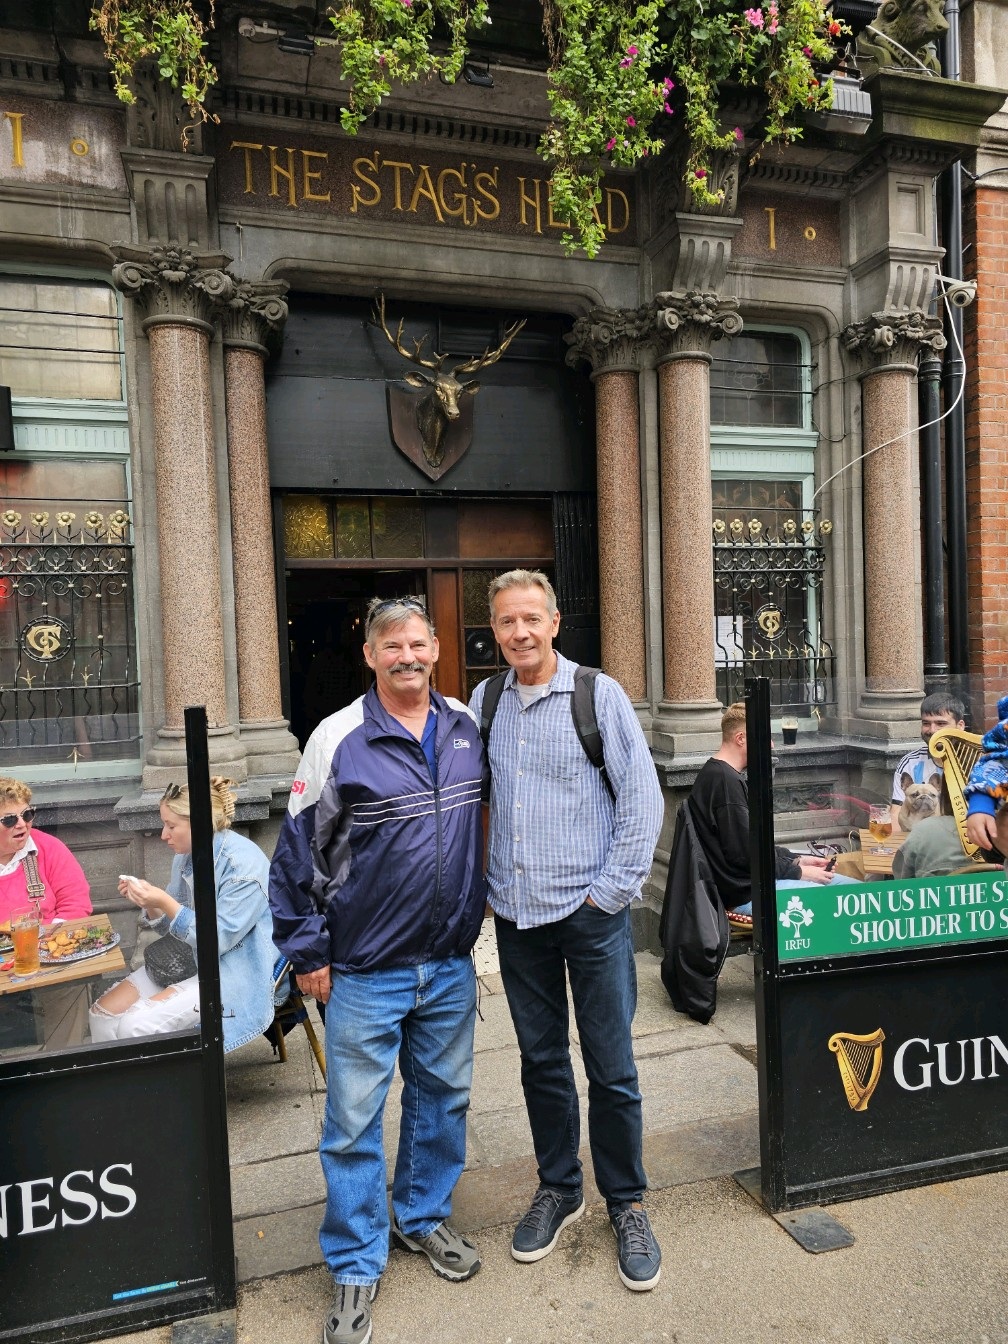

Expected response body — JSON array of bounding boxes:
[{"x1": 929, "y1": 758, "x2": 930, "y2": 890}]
[
  {"x1": 21, "y1": 618, "x2": 73, "y2": 663},
  {"x1": 828, "y1": 1028, "x2": 886, "y2": 1111}
]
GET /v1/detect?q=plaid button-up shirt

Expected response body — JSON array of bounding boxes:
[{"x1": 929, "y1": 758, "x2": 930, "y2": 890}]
[{"x1": 469, "y1": 653, "x2": 664, "y2": 929}]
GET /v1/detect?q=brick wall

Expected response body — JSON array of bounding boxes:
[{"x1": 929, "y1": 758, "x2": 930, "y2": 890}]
[{"x1": 963, "y1": 185, "x2": 1008, "y2": 723}]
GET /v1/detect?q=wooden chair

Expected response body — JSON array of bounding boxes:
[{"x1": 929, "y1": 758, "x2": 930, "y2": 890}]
[
  {"x1": 269, "y1": 961, "x2": 326, "y2": 1079},
  {"x1": 928, "y1": 727, "x2": 985, "y2": 859}
]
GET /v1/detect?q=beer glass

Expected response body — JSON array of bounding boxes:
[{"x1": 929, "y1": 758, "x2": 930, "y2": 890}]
[
  {"x1": 868, "y1": 804, "x2": 893, "y2": 852},
  {"x1": 11, "y1": 905, "x2": 40, "y2": 975},
  {"x1": 780, "y1": 715, "x2": 799, "y2": 746}
]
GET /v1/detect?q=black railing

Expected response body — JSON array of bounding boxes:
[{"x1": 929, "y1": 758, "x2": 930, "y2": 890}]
[
  {"x1": 713, "y1": 508, "x2": 835, "y2": 715},
  {"x1": 0, "y1": 502, "x2": 140, "y2": 764}
]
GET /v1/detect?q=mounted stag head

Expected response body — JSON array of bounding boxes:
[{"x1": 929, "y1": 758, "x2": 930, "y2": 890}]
[{"x1": 373, "y1": 294, "x2": 526, "y2": 474}]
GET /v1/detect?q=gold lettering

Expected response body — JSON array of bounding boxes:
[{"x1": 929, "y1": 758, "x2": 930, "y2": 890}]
[
  {"x1": 408, "y1": 164, "x2": 444, "y2": 223},
  {"x1": 804, "y1": 225, "x2": 817, "y2": 241},
  {"x1": 3, "y1": 111, "x2": 25, "y2": 169},
  {"x1": 301, "y1": 149, "x2": 330, "y2": 203},
  {"x1": 267, "y1": 146, "x2": 297, "y2": 207},
  {"x1": 383, "y1": 159, "x2": 415, "y2": 211},
  {"x1": 764, "y1": 205, "x2": 776, "y2": 251},
  {"x1": 231, "y1": 140, "x2": 263, "y2": 195},
  {"x1": 547, "y1": 183, "x2": 571, "y2": 230},
  {"x1": 605, "y1": 187, "x2": 630, "y2": 235},
  {"x1": 437, "y1": 164, "x2": 469, "y2": 221},
  {"x1": 350, "y1": 153, "x2": 382, "y2": 212},
  {"x1": 473, "y1": 167, "x2": 500, "y2": 222},
  {"x1": 518, "y1": 176, "x2": 542, "y2": 235}
]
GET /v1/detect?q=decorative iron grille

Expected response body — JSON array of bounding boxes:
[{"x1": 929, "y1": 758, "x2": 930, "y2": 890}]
[
  {"x1": 712, "y1": 509, "x2": 835, "y2": 715},
  {"x1": 0, "y1": 503, "x2": 140, "y2": 766}
]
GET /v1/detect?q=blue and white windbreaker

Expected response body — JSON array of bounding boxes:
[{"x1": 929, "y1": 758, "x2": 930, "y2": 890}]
[{"x1": 268, "y1": 685, "x2": 487, "y2": 974}]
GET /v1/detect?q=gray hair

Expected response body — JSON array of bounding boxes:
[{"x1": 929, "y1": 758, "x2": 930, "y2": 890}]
[
  {"x1": 364, "y1": 596, "x2": 436, "y2": 647},
  {"x1": 488, "y1": 569, "x2": 558, "y2": 620}
]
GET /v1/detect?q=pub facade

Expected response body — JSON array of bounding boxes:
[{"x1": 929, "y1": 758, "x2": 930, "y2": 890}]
[{"x1": 1, "y1": 5, "x2": 1005, "y2": 945}]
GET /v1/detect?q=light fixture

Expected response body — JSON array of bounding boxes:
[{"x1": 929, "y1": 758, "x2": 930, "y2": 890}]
[
  {"x1": 806, "y1": 72, "x2": 872, "y2": 136},
  {"x1": 0, "y1": 386, "x2": 14, "y2": 453},
  {"x1": 277, "y1": 30, "x2": 316, "y2": 56},
  {"x1": 461, "y1": 60, "x2": 494, "y2": 89}
]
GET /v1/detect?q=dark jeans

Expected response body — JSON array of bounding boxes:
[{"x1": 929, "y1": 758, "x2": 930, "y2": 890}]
[{"x1": 494, "y1": 902, "x2": 646, "y2": 1209}]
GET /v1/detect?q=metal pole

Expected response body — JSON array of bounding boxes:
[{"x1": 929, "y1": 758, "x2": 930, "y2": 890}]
[
  {"x1": 746, "y1": 678, "x2": 786, "y2": 1211},
  {"x1": 941, "y1": 0, "x2": 970, "y2": 677},
  {"x1": 185, "y1": 705, "x2": 238, "y2": 1312},
  {"x1": 919, "y1": 351, "x2": 949, "y2": 682}
]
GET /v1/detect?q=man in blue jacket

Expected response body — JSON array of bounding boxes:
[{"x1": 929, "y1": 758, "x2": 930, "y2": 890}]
[
  {"x1": 470, "y1": 570, "x2": 665, "y2": 1293},
  {"x1": 269, "y1": 597, "x2": 486, "y2": 1344}
]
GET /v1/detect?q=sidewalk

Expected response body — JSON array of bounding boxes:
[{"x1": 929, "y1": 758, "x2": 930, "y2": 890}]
[{"x1": 107, "y1": 941, "x2": 1008, "y2": 1342}]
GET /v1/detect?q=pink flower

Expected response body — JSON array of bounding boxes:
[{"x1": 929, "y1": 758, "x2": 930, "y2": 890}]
[
  {"x1": 768, "y1": 16, "x2": 778, "y2": 32},
  {"x1": 664, "y1": 101, "x2": 674, "y2": 114},
  {"x1": 695, "y1": 167, "x2": 707, "y2": 179},
  {"x1": 620, "y1": 57, "x2": 632, "y2": 66},
  {"x1": 734, "y1": 126, "x2": 744, "y2": 142},
  {"x1": 606, "y1": 137, "x2": 617, "y2": 151},
  {"x1": 626, "y1": 115, "x2": 636, "y2": 127},
  {"x1": 803, "y1": 45, "x2": 812, "y2": 55},
  {"x1": 744, "y1": 7, "x2": 764, "y2": 28},
  {"x1": 664, "y1": 76, "x2": 675, "y2": 90},
  {"x1": 627, "y1": 45, "x2": 638, "y2": 56}
]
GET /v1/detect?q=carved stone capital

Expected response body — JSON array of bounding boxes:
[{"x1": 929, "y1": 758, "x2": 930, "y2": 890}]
[
  {"x1": 565, "y1": 306, "x2": 653, "y2": 375},
  {"x1": 112, "y1": 245, "x2": 235, "y2": 335},
  {"x1": 653, "y1": 144, "x2": 743, "y2": 221},
  {"x1": 219, "y1": 280, "x2": 291, "y2": 355},
  {"x1": 650, "y1": 291, "x2": 744, "y2": 362},
  {"x1": 842, "y1": 309, "x2": 947, "y2": 372}
]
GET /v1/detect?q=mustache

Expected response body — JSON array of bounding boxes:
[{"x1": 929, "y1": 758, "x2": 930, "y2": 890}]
[{"x1": 389, "y1": 661, "x2": 426, "y2": 675}]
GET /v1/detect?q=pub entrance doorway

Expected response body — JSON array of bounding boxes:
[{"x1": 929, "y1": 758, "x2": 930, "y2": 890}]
[{"x1": 278, "y1": 492, "x2": 578, "y2": 748}]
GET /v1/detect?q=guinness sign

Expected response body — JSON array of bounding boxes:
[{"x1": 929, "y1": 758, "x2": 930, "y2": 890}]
[{"x1": 20, "y1": 617, "x2": 72, "y2": 663}]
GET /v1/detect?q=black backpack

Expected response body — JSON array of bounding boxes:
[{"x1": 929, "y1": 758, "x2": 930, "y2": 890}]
[{"x1": 477, "y1": 665, "x2": 614, "y2": 800}]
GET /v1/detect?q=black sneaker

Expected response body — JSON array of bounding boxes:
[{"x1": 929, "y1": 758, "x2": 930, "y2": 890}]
[
  {"x1": 323, "y1": 1281, "x2": 379, "y2": 1344},
  {"x1": 610, "y1": 1203, "x2": 662, "y2": 1291},
  {"x1": 511, "y1": 1187, "x2": 585, "y2": 1262}
]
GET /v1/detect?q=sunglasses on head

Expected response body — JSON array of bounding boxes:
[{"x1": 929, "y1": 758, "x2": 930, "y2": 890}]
[
  {"x1": 369, "y1": 597, "x2": 427, "y2": 616},
  {"x1": 161, "y1": 783, "x2": 182, "y2": 803},
  {"x1": 1, "y1": 807, "x2": 36, "y2": 829}
]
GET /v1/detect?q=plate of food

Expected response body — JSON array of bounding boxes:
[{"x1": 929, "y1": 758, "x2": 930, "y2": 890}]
[
  {"x1": 0, "y1": 920, "x2": 12, "y2": 954},
  {"x1": 40, "y1": 924, "x2": 121, "y2": 964}
]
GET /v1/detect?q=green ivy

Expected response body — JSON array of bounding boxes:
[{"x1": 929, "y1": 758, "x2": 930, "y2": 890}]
[
  {"x1": 92, "y1": 0, "x2": 847, "y2": 253},
  {"x1": 90, "y1": 1, "x2": 218, "y2": 145}
]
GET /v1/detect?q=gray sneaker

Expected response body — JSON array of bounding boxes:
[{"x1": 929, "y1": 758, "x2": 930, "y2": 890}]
[
  {"x1": 323, "y1": 1281, "x2": 379, "y2": 1344},
  {"x1": 392, "y1": 1219, "x2": 481, "y2": 1281}
]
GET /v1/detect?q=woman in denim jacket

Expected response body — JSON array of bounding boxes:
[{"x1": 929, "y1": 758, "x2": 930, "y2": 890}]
[{"x1": 90, "y1": 777, "x2": 274, "y2": 1051}]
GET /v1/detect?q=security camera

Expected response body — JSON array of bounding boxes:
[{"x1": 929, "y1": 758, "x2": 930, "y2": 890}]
[{"x1": 937, "y1": 276, "x2": 978, "y2": 309}]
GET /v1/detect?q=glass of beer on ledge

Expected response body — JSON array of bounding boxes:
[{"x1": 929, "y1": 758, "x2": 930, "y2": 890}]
[
  {"x1": 868, "y1": 804, "x2": 893, "y2": 853},
  {"x1": 780, "y1": 715, "x2": 799, "y2": 746},
  {"x1": 11, "y1": 905, "x2": 40, "y2": 976}
]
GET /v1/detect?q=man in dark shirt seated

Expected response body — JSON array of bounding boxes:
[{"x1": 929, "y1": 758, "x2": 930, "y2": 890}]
[{"x1": 689, "y1": 702, "x2": 832, "y2": 917}]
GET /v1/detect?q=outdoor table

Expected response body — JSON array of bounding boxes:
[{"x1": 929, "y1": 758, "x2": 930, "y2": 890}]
[
  {"x1": 0, "y1": 913, "x2": 126, "y2": 997},
  {"x1": 831, "y1": 830, "x2": 909, "y2": 880}
]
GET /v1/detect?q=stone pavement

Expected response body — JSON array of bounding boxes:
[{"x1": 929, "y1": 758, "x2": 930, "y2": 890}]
[{"x1": 105, "y1": 940, "x2": 1008, "y2": 1342}]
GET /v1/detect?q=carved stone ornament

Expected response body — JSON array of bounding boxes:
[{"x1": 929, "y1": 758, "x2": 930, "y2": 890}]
[
  {"x1": 565, "y1": 307, "x2": 653, "y2": 374},
  {"x1": 126, "y1": 62, "x2": 205, "y2": 153},
  {"x1": 842, "y1": 309, "x2": 947, "y2": 371},
  {"x1": 856, "y1": 0, "x2": 947, "y2": 75},
  {"x1": 653, "y1": 144, "x2": 742, "y2": 222},
  {"x1": 219, "y1": 280, "x2": 291, "y2": 355},
  {"x1": 650, "y1": 290, "x2": 744, "y2": 360},
  {"x1": 111, "y1": 245, "x2": 235, "y2": 333}
]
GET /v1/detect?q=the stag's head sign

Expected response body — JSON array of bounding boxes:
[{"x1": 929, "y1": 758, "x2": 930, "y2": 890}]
[{"x1": 373, "y1": 294, "x2": 525, "y2": 481}]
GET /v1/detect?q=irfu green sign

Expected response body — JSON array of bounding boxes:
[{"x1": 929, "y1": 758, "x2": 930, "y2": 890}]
[{"x1": 776, "y1": 872, "x2": 1008, "y2": 962}]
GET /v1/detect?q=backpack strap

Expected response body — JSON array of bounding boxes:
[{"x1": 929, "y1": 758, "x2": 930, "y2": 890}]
[
  {"x1": 478, "y1": 670, "x2": 509, "y2": 749},
  {"x1": 20, "y1": 849, "x2": 46, "y2": 905},
  {"x1": 571, "y1": 666, "x2": 614, "y2": 800}
]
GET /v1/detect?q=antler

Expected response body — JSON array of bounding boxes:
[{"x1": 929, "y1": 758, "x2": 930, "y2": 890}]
[
  {"x1": 452, "y1": 318, "x2": 527, "y2": 375},
  {"x1": 372, "y1": 293, "x2": 446, "y2": 371}
]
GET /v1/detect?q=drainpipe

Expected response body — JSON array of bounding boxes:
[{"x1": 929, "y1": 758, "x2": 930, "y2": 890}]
[
  {"x1": 941, "y1": 0, "x2": 969, "y2": 680},
  {"x1": 919, "y1": 348, "x2": 948, "y2": 683}
]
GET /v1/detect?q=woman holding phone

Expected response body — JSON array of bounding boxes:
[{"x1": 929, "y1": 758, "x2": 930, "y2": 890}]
[{"x1": 90, "y1": 777, "x2": 275, "y2": 1051}]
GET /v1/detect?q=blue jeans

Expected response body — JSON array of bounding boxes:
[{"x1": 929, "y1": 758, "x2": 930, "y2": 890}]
[
  {"x1": 319, "y1": 956, "x2": 476, "y2": 1285},
  {"x1": 494, "y1": 902, "x2": 645, "y2": 1209}
]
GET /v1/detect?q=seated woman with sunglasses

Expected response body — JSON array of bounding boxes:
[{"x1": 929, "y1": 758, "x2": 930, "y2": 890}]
[
  {"x1": 0, "y1": 776, "x2": 91, "y2": 925},
  {"x1": 89, "y1": 777, "x2": 275, "y2": 1051}
]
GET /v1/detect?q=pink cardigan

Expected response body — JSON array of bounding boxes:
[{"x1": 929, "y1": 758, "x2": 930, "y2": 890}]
[{"x1": 0, "y1": 829, "x2": 92, "y2": 924}]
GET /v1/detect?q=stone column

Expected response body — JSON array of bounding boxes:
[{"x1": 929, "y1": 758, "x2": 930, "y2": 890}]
[
  {"x1": 843, "y1": 310, "x2": 946, "y2": 723},
  {"x1": 220, "y1": 282, "x2": 301, "y2": 776},
  {"x1": 566, "y1": 309, "x2": 650, "y2": 701},
  {"x1": 112, "y1": 244, "x2": 246, "y2": 781},
  {"x1": 653, "y1": 292, "x2": 743, "y2": 751}
]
